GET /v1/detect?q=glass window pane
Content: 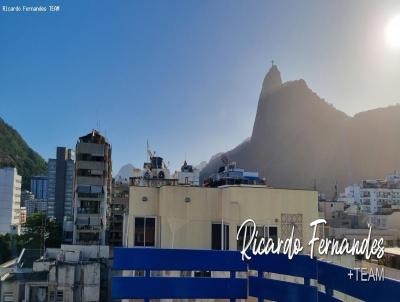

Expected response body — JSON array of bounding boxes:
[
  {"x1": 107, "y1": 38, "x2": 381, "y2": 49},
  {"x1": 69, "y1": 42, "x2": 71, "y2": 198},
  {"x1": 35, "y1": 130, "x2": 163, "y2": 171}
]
[
  {"x1": 269, "y1": 226, "x2": 278, "y2": 245},
  {"x1": 224, "y1": 224, "x2": 229, "y2": 250},
  {"x1": 135, "y1": 217, "x2": 145, "y2": 246},
  {"x1": 145, "y1": 217, "x2": 155, "y2": 247},
  {"x1": 211, "y1": 223, "x2": 221, "y2": 250}
]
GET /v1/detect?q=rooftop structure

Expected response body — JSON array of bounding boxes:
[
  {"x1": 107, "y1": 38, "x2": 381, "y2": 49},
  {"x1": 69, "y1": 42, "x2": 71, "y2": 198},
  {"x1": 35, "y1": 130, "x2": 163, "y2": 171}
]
[
  {"x1": 130, "y1": 143, "x2": 177, "y2": 187},
  {"x1": 0, "y1": 246, "x2": 110, "y2": 302},
  {"x1": 173, "y1": 160, "x2": 200, "y2": 186},
  {"x1": 204, "y1": 158, "x2": 265, "y2": 187}
]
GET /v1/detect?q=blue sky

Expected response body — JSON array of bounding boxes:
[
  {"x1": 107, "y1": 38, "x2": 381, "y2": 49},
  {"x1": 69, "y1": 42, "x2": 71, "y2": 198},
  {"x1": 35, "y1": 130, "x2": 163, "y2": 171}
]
[{"x1": 1, "y1": 0, "x2": 400, "y2": 173}]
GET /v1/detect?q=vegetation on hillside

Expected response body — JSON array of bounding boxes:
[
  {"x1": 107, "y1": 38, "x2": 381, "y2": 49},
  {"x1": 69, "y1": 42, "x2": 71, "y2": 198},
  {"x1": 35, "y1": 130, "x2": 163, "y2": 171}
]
[{"x1": 0, "y1": 117, "x2": 47, "y2": 189}]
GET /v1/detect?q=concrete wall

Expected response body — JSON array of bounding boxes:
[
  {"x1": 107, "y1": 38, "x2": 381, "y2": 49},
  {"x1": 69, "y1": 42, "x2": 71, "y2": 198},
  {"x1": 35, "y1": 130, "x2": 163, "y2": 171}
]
[{"x1": 128, "y1": 185, "x2": 319, "y2": 253}]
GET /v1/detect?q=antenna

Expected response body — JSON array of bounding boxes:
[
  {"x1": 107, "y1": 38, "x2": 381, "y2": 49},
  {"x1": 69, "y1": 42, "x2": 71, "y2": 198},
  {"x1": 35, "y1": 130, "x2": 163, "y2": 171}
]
[
  {"x1": 146, "y1": 140, "x2": 149, "y2": 161},
  {"x1": 146, "y1": 140, "x2": 153, "y2": 160}
]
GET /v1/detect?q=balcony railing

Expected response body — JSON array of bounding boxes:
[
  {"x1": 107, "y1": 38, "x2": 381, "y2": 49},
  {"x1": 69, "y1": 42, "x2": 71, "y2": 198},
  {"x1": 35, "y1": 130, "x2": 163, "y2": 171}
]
[{"x1": 112, "y1": 248, "x2": 400, "y2": 302}]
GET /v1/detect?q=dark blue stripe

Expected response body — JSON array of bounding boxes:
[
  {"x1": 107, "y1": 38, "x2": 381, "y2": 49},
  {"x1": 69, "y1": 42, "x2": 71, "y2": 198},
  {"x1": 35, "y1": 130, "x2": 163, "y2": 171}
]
[
  {"x1": 112, "y1": 276, "x2": 247, "y2": 299},
  {"x1": 249, "y1": 276, "x2": 318, "y2": 301},
  {"x1": 113, "y1": 247, "x2": 247, "y2": 271},
  {"x1": 248, "y1": 253, "x2": 317, "y2": 279}
]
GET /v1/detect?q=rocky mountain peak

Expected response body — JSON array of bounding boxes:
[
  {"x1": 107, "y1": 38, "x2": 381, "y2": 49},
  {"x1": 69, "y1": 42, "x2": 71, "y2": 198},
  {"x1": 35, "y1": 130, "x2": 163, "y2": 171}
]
[{"x1": 260, "y1": 64, "x2": 282, "y2": 98}]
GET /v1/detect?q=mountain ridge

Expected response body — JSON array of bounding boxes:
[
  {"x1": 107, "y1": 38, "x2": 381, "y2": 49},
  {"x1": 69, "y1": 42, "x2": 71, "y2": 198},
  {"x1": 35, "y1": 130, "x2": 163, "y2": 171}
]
[
  {"x1": 0, "y1": 117, "x2": 47, "y2": 189},
  {"x1": 200, "y1": 65, "x2": 400, "y2": 197}
]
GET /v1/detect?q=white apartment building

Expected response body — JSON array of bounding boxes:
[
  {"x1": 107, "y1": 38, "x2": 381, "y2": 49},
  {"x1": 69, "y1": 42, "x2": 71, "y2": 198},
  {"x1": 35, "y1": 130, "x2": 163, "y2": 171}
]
[
  {"x1": 339, "y1": 172, "x2": 400, "y2": 214},
  {"x1": 0, "y1": 167, "x2": 22, "y2": 234},
  {"x1": 338, "y1": 184, "x2": 361, "y2": 205},
  {"x1": 173, "y1": 160, "x2": 200, "y2": 186}
]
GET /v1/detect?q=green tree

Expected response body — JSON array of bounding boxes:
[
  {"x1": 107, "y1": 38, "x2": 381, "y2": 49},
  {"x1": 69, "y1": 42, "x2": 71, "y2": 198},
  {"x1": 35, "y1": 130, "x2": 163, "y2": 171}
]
[
  {"x1": 0, "y1": 234, "x2": 11, "y2": 263},
  {"x1": 0, "y1": 234, "x2": 24, "y2": 263},
  {"x1": 21, "y1": 212, "x2": 61, "y2": 249}
]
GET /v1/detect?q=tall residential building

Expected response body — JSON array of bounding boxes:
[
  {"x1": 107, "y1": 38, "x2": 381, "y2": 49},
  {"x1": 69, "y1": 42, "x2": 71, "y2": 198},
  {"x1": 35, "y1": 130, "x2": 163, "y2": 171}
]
[
  {"x1": 109, "y1": 181, "x2": 129, "y2": 246},
  {"x1": 0, "y1": 167, "x2": 21, "y2": 234},
  {"x1": 30, "y1": 175, "x2": 48, "y2": 199},
  {"x1": 73, "y1": 130, "x2": 112, "y2": 245},
  {"x1": 47, "y1": 147, "x2": 75, "y2": 242}
]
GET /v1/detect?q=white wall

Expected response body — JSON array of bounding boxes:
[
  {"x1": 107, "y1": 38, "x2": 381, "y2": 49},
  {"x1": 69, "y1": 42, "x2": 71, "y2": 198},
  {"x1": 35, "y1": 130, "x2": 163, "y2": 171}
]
[{"x1": 0, "y1": 168, "x2": 21, "y2": 234}]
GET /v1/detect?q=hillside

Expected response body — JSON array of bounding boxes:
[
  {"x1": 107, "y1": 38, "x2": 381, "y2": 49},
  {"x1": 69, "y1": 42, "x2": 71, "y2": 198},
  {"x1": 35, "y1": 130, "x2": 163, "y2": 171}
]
[
  {"x1": 0, "y1": 118, "x2": 47, "y2": 189},
  {"x1": 200, "y1": 65, "x2": 400, "y2": 197}
]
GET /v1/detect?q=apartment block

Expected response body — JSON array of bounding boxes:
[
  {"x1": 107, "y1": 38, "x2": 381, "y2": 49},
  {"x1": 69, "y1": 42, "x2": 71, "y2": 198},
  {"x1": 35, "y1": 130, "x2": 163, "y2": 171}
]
[
  {"x1": 109, "y1": 182, "x2": 128, "y2": 246},
  {"x1": 73, "y1": 130, "x2": 112, "y2": 245},
  {"x1": 47, "y1": 147, "x2": 75, "y2": 242},
  {"x1": 0, "y1": 167, "x2": 22, "y2": 234},
  {"x1": 339, "y1": 172, "x2": 400, "y2": 214}
]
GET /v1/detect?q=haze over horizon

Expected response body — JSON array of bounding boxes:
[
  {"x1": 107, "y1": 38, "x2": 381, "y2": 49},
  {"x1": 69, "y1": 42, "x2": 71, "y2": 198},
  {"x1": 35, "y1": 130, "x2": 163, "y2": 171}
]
[{"x1": 1, "y1": 1, "x2": 400, "y2": 173}]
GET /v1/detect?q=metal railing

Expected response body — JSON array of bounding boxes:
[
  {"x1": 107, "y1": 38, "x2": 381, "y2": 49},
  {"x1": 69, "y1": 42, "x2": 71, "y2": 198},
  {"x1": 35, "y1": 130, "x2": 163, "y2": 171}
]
[{"x1": 112, "y1": 248, "x2": 400, "y2": 302}]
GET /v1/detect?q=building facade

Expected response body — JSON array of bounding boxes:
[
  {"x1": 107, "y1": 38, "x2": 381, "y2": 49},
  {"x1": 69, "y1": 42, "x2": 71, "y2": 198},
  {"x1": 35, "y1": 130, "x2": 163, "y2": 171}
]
[
  {"x1": 19, "y1": 207, "x2": 26, "y2": 224},
  {"x1": 25, "y1": 198, "x2": 48, "y2": 216},
  {"x1": 47, "y1": 147, "x2": 74, "y2": 221},
  {"x1": 73, "y1": 130, "x2": 112, "y2": 245},
  {"x1": 20, "y1": 190, "x2": 34, "y2": 208},
  {"x1": 126, "y1": 185, "x2": 319, "y2": 253},
  {"x1": 359, "y1": 178, "x2": 400, "y2": 214},
  {"x1": 0, "y1": 167, "x2": 21, "y2": 234},
  {"x1": 47, "y1": 147, "x2": 75, "y2": 243},
  {"x1": 0, "y1": 245, "x2": 110, "y2": 302},
  {"x1": 339, "y1": 172, "x2": 400, "y2": 214},
  {"x1": 30, "y1": 175, "x2": 48, "y2": 200},
  {"x1": 108, "y1": 182, "x2": 129, "y2": 246}
]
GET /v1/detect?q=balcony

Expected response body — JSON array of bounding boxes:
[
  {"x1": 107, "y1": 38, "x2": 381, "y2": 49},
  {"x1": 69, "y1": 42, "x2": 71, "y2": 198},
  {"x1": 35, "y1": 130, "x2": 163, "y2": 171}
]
[
  {"x1": 76, "y1": 176, "x2": 104, "y2": 186},
  {"x1": 112, "y1": 248, "x2": 400, "y2": 302},
  {"x1": 76, "y1": 160, "x2": 105, "y2": 171},
  {"x1": 77, "y1": 207, "x2": 100, "y2": 214}
]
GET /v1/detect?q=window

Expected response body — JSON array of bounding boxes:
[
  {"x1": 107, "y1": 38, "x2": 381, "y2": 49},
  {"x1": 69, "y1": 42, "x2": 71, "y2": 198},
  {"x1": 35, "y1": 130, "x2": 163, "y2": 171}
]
[
  {"x1": 268, "y1": 226, "x2": 278, "y2": 245},
  {"x1": 256, "y1": 226, "x2": 264, "y2": 240},
  {"x1": 134, "y1": 217, "x2": 156, "y2": 247},
  {"x1": 237, "y1": 224, "x2": 254, "y2": 250},
  {"x1": 194, "y1": 271, "x2": 212, "y2": 277},
  {"x1": 3, "y1": 292, "x2": 13, "y2": 302},
  {"x1": 56, "y1": 290, "x2": 63, "y2": 302},
  {"x1": 211, "y1": 223, "x2": 229, "y2": 250}
]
